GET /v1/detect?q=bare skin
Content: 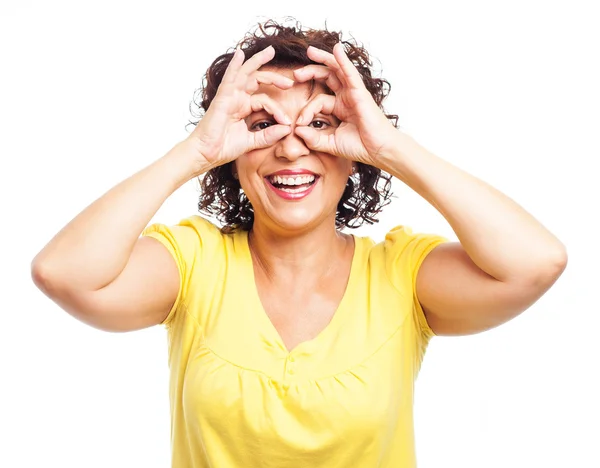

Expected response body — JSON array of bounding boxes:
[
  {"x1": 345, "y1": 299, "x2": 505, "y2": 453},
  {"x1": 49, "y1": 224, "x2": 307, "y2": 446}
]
[{"x1": 249, "y1": 227, "x2": 355, "y2": 352}]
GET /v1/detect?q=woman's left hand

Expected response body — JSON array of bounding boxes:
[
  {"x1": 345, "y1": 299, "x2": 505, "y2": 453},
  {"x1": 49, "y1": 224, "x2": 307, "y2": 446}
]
[{"x1": 293, "y1": 43, "x2": 399, "y2": 166}]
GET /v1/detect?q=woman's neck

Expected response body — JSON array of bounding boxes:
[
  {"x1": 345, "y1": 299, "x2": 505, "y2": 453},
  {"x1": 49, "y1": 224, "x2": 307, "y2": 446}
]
[{"x1": 247, "y1": 219, "x2": 353, "y2": 282}]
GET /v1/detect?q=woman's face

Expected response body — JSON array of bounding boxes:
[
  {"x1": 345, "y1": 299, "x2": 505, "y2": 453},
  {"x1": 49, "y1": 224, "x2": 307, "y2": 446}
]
[{"x1": 235, "y1": 68, "x2": 353, "y2": 234}]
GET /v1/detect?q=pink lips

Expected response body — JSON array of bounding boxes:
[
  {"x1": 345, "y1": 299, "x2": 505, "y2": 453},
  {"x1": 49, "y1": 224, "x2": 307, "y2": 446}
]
[
  {"x1": 267, "y1": 169, "x2": 317, "y2": 177},
  {"x1": 265, "y1": 170, "x2": 319, "y2": 200}
]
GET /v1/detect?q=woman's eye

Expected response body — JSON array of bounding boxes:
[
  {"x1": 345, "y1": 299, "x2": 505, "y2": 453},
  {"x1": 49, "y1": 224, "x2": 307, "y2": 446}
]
[
  {"x1": 250, "y1": 120, "x2": 274, "y2": 131},
  {"x1": 309, "y1": 120, "x2": 330, "y2": 129}
]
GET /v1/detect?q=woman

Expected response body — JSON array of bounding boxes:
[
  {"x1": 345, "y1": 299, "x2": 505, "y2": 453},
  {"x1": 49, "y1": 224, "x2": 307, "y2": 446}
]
[{"x1": 31, "y1": 20, "x2": 567, "y2": 468}]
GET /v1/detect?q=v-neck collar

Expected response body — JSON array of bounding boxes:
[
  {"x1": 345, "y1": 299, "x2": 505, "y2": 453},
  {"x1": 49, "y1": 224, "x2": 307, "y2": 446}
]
[{"x1": 237, "y1": 229, "x2": 363, "y2": 357}]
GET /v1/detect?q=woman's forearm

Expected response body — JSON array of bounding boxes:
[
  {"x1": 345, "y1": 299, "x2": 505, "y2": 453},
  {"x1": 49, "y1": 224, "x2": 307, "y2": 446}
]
[
  {"x1": 31, "y1": 143, "x2": 202, "y2": 291},
  {"x1": 378, "y1": 132, "x2": 567, "y2": 283}
]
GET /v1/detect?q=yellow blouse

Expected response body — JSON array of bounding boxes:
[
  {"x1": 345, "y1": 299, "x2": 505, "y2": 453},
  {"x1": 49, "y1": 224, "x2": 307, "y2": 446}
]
[{"x1": 142, "y1": 215, "x2": 448, "y2": 468}]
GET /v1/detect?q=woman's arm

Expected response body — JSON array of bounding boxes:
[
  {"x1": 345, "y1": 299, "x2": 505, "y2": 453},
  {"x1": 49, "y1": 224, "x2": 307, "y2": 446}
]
[
  {"x1": 31, "y1": 47, "x2": 296, "y2": 331},
  {"x1": 31, "y1": 145, "x2": 198, "y2": 292},
  {"x1": 31, "y1": 46, "x2": 293, "y2": 295},
  {"x1": 30, "y1": 146, "x2": 203, "y2": 331},
  {"x1": 291, "y1": 42, "x2": 567, "y2": 335},
  {"x1": 379, "y1": 132, "x2": 568, "y2": 335}
]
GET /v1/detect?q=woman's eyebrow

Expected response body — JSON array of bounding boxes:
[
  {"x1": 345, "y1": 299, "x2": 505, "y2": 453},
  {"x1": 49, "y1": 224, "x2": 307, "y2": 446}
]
[
  {"x1": 244, "y1": 109, "x2": 272, "y2": 121},
  {"x1": 305, "y1": 81, "x2": 335, "y2": 100}
]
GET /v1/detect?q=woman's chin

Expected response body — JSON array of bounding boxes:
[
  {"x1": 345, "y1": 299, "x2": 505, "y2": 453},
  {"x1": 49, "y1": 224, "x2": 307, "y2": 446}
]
[{"x1": 263, "y1": 206, "x2": 326, "y2": 233}]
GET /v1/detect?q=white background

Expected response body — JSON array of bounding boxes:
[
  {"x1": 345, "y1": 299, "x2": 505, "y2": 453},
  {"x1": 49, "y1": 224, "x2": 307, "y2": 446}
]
[{"x1": 1, "y1": 0, "x2": 598, "y2": 467}]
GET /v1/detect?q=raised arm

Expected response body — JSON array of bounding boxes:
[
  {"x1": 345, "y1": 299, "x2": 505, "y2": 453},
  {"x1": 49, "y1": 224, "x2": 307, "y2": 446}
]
[
  {"x1": 31, "y1": 45, "x2": 295, "y2": 332},
  {"x1": 291, "y1": 43, "x2": 567, "y2": 335},
  {"x1": 380, "y1": 133, "x2": 567, "y2": 335}
]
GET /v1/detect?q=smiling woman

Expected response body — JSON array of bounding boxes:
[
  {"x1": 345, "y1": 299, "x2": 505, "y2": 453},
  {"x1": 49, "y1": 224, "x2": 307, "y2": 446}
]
[
  {"x1": 195, "y1": 21, "x2": 395, "y2": 232},
  {"x1": 30, "y1": 17, "x2": 567, "y2": 468}
]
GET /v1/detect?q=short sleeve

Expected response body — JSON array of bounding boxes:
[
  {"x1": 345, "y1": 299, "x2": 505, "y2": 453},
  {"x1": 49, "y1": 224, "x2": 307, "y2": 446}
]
[
  {"x1": 141, "y1": 215, "x2": 221, "y2": 328},
  {"x1": 384, "y1": 226, "x2": 449, "y2": 366}
]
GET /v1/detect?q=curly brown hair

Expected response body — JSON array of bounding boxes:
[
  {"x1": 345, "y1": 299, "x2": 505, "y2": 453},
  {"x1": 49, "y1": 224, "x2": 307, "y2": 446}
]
[{"x1": 189, "y1": 18, "x2": 397, "y2": 233}]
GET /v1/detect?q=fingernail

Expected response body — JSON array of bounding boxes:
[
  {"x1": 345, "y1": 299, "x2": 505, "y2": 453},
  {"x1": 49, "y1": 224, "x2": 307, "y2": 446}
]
[
  {"x1": 284, "y1": 115, "x2": 292, "y2": 125},
  {"x1": 296, "y1": 115, "x2": 303, "y2": 125}
]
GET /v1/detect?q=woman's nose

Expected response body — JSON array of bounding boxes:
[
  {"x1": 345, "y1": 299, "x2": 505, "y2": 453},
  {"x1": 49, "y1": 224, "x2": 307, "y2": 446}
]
[{"x1": 274, "y1": 126, "x2": 310, "y2": 161}]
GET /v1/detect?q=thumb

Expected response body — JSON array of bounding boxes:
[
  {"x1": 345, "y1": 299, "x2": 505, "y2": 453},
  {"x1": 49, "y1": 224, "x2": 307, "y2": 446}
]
[
  {"x1": 294, "y1": 126, "x2": 337, "y2": 155},
  {"x1": 250, "y1": 124, "x2": 291, "y2": 150}
]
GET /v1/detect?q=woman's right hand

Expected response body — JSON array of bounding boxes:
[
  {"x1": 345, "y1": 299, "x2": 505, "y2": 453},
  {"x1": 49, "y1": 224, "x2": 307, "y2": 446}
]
[{"x1": 183, "y1": 45, "x2": 294, "y2": 173}]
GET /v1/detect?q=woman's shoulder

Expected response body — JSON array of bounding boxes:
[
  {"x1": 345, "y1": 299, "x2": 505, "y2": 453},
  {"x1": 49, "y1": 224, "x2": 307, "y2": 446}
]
[
  {"x1": 177, "y1": 214, "x2": 223, "y2": 234},
  {"x1": 359, "y1": 224, "x2": 449, "y2": 248},
  {"x1": 142, "y1": 214, "x2": 228, "y2": 241},
  {"x1": 351, "y1": 225, "x2": 420, "y2": 251},
  {"x1": 141, "y1": 215, "x2": 239, "y2": 271},
  {"x1": 355, "y1": 224, "x2": 449, "y2": 266}
]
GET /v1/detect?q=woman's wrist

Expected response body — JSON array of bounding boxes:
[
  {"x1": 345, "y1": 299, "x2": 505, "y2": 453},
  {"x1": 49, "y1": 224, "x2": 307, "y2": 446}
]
[
  {"x1": 376, "y1": 131, "x2": 423, "y2": 178},
  {"x1": 161, "y1": 140, "x2": 214, "y2": 189}
]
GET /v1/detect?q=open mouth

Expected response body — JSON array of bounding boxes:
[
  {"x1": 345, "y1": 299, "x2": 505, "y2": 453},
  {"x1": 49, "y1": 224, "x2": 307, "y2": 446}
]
[{"x1": 265, "y1": 174, "x2": 319, "y2": 194}]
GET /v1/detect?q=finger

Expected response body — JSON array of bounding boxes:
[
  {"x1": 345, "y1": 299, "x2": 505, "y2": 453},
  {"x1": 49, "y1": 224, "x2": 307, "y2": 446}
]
[
  {"x1": 306, "y1": 46, "x2": 347, "y2": 87},
  {"x1": 294, "y1": 126, "x2": 337, "y2": 154},
  {"x1": 240, "y1": 45, "x2": 276, "y2": 76},
  {"x1": 293, "y1": 65, "x2": 343, "y2": 93},
  {"x1": 295, "y1": 94, "x2": 336, "y2": 126},
  {"x1": 249, "y1": 93, "x2": 292, "y2": 125},
  {"x1": 332, "y1": 42, "x2": 365, "y2": 90},
  {"x1": 250, "y1": 124, "x2": 292, "y2": 150},
  {"x1": 245, "y1": 70, "x2": 294, "y2": 94},
  {"x1": 221, "y1": 48, "x2": 245, "y2": 85},
  {"x1": 306, "y1": 46, "x2": 341, "y2": 72}
]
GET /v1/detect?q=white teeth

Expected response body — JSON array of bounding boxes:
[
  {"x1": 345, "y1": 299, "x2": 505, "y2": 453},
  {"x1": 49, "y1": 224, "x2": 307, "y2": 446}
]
[{"x1": 269, "y1": 174, "x2": 316, "y2": 186}]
